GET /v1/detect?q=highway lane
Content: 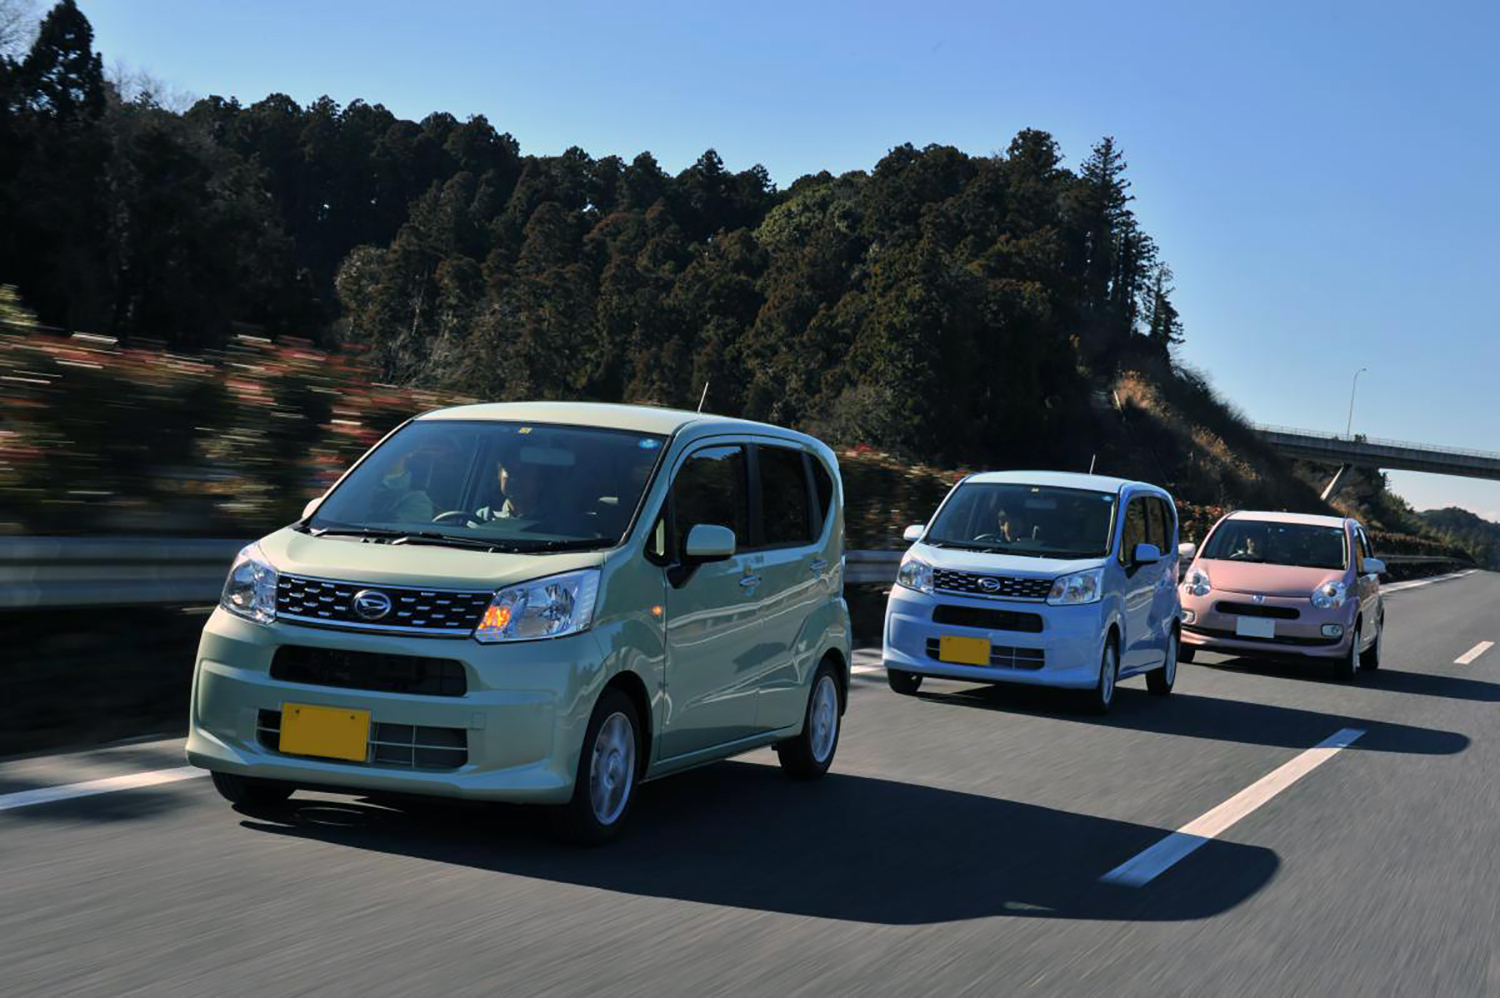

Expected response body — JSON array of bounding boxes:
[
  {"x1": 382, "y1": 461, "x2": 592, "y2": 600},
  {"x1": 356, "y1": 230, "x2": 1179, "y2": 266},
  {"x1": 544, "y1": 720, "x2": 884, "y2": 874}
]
[{"x1": 2, "y1": 571, "x2": 1497, "y2": 997}]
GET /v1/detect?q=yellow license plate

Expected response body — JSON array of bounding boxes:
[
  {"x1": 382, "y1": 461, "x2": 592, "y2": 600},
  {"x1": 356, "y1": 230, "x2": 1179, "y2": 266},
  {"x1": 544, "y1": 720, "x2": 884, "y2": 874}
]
[
  {"x1": 938, "y1": 635, "x2": 992, "y2": 666},
  {"x1": 280, "y1": 703, "x2": 370, "y2": 762}
]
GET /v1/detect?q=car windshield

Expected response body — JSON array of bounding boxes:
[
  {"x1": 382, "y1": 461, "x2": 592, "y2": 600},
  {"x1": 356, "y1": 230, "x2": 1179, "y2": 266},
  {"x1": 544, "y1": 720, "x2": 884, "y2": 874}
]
[
  {"x1": 925, "y1": 483, "x2": 1118, "y2": 559},
  {"x1": 307, "y1": 419, "x2": 668, "y2": 552},
  {"x1": 1201, "y1": 520, "x2": 1348, "y2": 570}
]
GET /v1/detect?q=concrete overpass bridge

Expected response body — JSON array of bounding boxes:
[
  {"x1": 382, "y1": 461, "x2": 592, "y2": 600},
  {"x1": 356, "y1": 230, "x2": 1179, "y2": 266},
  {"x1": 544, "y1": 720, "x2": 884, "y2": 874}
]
[{"x1": 1253, "y1": 424, "x2": 1500, "y2": 500}]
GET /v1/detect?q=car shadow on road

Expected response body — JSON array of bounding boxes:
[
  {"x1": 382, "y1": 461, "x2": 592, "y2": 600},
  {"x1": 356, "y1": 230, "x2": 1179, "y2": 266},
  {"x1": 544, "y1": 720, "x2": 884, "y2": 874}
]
[
  {"x1": 911, "y1": 685, "x2": 1469, "y2": 755},
  {"x1": 1201, "y1": 656, "x2": 1500, "y2": 702},
  {"x1": 237, "y1": 760, "x2": 1277, "y2": 925}
]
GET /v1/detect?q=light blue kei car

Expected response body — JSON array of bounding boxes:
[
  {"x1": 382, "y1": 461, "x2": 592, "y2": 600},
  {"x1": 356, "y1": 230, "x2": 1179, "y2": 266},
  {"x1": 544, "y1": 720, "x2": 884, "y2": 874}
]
[{"x1": 882, "y1": 471, "x2": 1182, "y2": 712}]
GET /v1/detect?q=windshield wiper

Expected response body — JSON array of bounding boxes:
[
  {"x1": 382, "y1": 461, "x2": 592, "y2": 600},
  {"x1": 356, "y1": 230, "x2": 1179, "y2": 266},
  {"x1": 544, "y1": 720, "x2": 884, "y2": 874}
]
[
  {"x1": 506, "y1": 537, "x2": 612, "y2": 553},
  {"x1": 929, "y1": 540, "x2": 1006, "y2": 552},
  {"x1": 387, "y1": 531, "x2": 510, "y2": 553},
  {"x1": 306, "y1": 526, "x2": 407, "y2": 541}
]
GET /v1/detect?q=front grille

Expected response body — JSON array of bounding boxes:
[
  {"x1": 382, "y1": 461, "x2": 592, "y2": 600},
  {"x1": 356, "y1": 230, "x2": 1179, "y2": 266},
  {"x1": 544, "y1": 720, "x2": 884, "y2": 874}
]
[
  {"x1": 925, "y1": 637, "x2": 1046, "y2": 670},
  {"x1": 257, "y1": 709, "x2": 468, "y2": 771},
  {"x1": 270, "y1": 646, "x2": 468, "y2": 697},
  {"x1": 1183, "y1": 624, "x2": 1339, "y2": 648},
  {"x1": 932, "y1": 569, "x2": 1053, "y2": 601},
  {"x1": 1215, "y1": 601, "x2": 1300, "y2": 620},
  {"x1": 276, "y1": 575, "x2": 493, "y2": 635},
  {"x1": 932, "y1": 604, "x2": 1044, "y2": 633}
]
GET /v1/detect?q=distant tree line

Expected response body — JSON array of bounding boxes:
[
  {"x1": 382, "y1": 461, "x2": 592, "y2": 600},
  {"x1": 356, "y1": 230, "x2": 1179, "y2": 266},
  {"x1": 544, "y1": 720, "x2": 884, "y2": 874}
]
[{"x1": 1, "y1": 0, "x2": 1186, "y2": 466}]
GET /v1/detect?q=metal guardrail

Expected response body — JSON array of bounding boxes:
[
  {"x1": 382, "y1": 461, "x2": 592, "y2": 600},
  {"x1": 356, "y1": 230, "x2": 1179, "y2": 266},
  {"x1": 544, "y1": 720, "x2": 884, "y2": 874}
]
[
  {"x1": 0, "y1": 537, "x2": 244, "y2": 610},
  {"x1": 0, "y1": 540, "x2": 1474, "y2": 609}
]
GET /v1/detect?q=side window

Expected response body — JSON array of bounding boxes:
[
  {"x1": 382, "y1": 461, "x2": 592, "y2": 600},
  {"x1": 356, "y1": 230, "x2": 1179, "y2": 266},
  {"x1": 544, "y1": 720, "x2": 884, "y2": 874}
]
[
  {"x1": 1354, "y1": 526, "x2": 1370, "y2": 568},
  {"x1": 758, "y1": 445, "x2": 814, "y2": 548},
  {"x1": 1145, "y1": 497, "x2": 1168, "y2": 553},
  {"x1": 644, "y1": 511, "x2": 669, "y2": 565},
  {"x1": 671, "y1": 445, "x2": 749, "y2": 555},
  {"x1": 810, "y1": 456, "x2": 835, "y2": 536},
  {"x1": 1119, "y1": 497, "x2": 1148, "y2": 564}
]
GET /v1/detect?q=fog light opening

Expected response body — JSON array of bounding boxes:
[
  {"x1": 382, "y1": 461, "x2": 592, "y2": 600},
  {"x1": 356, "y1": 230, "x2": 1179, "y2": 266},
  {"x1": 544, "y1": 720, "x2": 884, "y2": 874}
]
[{"x1": 1321, "y1": 623, "x2": 1344, "y2": 638}]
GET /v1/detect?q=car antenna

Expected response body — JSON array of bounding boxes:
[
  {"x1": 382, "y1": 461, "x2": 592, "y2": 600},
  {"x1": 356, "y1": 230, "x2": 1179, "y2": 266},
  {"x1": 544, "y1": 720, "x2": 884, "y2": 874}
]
[
  {"x1": 1088, "y1": 453, "x2": 1097, "y2": 474},
  {"x1": 697, "y1": 381, "x2": 710, "y2": 413}
]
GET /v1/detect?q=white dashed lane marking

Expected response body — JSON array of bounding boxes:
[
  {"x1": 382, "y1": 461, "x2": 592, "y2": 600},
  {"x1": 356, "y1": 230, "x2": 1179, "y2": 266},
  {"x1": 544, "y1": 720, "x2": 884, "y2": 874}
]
[
  {"x1": 1100, "y1": 727, "x2": 1366, "y2": 888},
  {"x1": 1456, "y1": 641, "x2": 1494, "y2": 666}
]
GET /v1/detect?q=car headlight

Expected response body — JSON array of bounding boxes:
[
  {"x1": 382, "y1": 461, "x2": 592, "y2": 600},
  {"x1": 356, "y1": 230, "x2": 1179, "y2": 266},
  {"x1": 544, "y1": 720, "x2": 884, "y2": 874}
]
[
  {"x1": 221, "y1": 543, "x2": 278, "y2": 624},
  {"x1": 1311, "y1": 580, "x2": 1348, "y2": 609},
  {"x1": 895, "y1": 555, "x2": 934, "y2": 595},
  {"x1": 1048, "y1": 568, "x2": 1103, "y2": 606},
  {"x1": 1184, "y1": 568, "x2": 1212, "y2": 598},
  {"x1": 474, "y1": 569, "x2": 600, "y2": 643}
]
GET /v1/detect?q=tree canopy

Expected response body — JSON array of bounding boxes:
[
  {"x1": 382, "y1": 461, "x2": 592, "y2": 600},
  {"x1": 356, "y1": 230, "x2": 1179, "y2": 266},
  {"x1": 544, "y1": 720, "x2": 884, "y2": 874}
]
[{"x1": 1, "y1": 1, "x2": 1186, "y2": 466}]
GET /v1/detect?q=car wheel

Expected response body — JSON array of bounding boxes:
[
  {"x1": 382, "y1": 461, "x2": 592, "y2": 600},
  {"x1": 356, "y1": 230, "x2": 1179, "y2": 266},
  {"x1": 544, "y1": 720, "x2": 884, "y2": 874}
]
[
  {"x1": 1178, "y1": 645, "x2": 1197, "y2": 664},
  {"x1": 210, "y1": 771, "x2": 294, "y2": 807},
  {"x1": 1082, "y1": 635, "x2": 1120, "y2": 714},
  {"x1": 1336, "y1": 619, "x2": 1362, "y2": 681},
  {"x1": 552, "y1": 688, "x2": 640, "y2": 846},
  {"x1": 1147, "y1": 632, "x2": 1178, "y2": 696},
  {"x1": 1360, "y1": 616, "x2": 1383, "y2": 671},
  {"x1": 777, "y1": 661, "x2": 842, "y2": 781},
  {"x1": 887, "y1": 668, "x2": 923, "y2": 696}
]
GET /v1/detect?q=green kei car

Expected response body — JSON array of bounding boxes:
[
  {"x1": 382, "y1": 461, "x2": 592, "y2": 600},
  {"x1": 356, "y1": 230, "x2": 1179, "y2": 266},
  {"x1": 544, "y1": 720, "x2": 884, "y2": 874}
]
[{"x1": 186, "y1": 402, "x2": 852, "y2": 842}]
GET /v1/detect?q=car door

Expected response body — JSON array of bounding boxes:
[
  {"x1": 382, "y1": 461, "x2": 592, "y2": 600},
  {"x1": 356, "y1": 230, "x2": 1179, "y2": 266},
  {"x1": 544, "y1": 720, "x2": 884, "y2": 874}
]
[
  {"x1": 1352, "y1": 524, "x2": 1380, "y2": 646},
  {"x1": 659, "y1": 442, "x2": 763, "y2": 760},
  {"x1": 747, "y1": 442, "x2": 827, "y2": 731},
  {"x1": 1144, "y1": 495, "x2": 1177, "y2": 666},
  {"x1": 1118, "y1": 493, "x2": 1158, "y2": 673}
]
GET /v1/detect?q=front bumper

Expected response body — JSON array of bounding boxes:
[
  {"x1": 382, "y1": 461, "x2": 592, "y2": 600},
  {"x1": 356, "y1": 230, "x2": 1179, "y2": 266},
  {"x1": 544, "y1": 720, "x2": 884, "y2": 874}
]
[
  {"x1": 185, "y1": 608, "x2": 602, "y2": 803},
  {"x1": 881, "y1": 586, "x2": 1106, "y2": 689},
  {"x1": 1179, "y1": 592, "x2": 1354, "y2": 660}
]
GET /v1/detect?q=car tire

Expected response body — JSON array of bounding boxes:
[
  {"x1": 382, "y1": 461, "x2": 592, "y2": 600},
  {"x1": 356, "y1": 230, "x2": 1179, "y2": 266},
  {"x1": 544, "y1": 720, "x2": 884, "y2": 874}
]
[
  {"x1": 1178, "y1": 645, "x2": 1196, "y2": 664},
  {"x1": 1147, "y1": 632, "x2": 1178, "y2": 696},
  {"x1": 887, "y1": 668, "x2": 923, "y2": 696},
  {"x1": 1360, "y1": 616, "x2": 1383, "y2": 671},
  {"x1": 777, "y1": 661, "x2": 842, "y2": 781},
  {"x1": 552, "y1": 688, "x2": 641, "y2": 846},
  {"x1": 1081, "y1": 635, "x2": 1120, "y2": 714},
  {"x1": 1336, "y1": 619, "x2": 1362, "y2": 681},
  {"x1": 210, "y1": 771, "x2": 294, "y2": 807}
]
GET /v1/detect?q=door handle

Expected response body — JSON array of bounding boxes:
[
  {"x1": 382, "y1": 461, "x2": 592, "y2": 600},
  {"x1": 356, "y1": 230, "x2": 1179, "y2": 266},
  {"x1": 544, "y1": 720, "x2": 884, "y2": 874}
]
[
  {"x1": 739, "y1": 575, "x2": 762, "y2": 590},
  {"x1": 809, "y1": 559, "x2": 828, "y2": 574}
]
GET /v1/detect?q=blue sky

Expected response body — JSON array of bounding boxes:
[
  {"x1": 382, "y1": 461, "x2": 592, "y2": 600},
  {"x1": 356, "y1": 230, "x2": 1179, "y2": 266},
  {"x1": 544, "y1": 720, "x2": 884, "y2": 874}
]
[{"x1": 80, "y1": 0, "x2": 1499, "y2": 519}]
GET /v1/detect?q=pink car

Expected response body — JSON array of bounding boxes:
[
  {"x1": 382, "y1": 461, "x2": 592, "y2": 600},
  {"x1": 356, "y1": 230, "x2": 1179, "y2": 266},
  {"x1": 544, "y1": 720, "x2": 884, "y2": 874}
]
[{"x1": 1178, "y1": 511, "x2": 1385, "y2": 680}]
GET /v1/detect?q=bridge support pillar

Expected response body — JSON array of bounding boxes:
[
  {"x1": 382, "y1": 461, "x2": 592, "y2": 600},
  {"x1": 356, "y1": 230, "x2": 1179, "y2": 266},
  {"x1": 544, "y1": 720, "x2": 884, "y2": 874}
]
[{"x1": 1322, "y1": 464, "x2": 1353, "y2": 502}]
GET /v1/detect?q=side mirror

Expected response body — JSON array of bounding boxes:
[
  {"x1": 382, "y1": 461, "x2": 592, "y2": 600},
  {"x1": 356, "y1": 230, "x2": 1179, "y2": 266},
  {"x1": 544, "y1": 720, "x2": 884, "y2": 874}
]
[
  {"x1": 684, "y1": 524, "x2": 736, "y2": 563},
  {"x1": 902, "y1": 524, "x2": 925, "y2": 543},
  {"x1": 1177, "y1": 542, "x2": 1197, "y2": 563},
  {"x1": 301, "y1": 496, "x2": 324, "y2": 521},
  {"x1": 1133, "y1": 542, "x2": 1163, "y2": 565},
  {"x1": 1364, "y1": 557, "x2": 1387, "y2": 577}
]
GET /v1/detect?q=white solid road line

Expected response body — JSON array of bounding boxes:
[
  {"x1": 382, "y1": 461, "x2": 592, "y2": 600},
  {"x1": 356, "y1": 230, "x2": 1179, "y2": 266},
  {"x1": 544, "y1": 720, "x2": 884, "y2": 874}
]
[
  {"x1": 0, "y1": 766, "x2": 205, "y2": 813},
  {"x1": 1383, "y1": 569, "x2": 1477, "y2": 594},
  {"x1": 1100, "y1": 727, "x2": 1366, "y2": 888},
  {"x1": 1456, "y1": 641, "x2": 1494, "y2": 666}
]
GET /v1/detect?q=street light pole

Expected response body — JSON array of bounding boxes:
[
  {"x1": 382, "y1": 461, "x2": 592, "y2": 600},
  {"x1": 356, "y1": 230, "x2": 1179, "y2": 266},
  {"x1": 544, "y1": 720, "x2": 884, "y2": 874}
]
[{"x1": 1345, "y1": 367, "x2": 1368, "y2": 438}]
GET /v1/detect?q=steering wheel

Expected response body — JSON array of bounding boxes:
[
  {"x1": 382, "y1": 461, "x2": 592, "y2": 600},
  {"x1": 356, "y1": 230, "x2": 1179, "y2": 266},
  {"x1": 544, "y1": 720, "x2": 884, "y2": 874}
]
[
  {"x1": 431, "y1": 510, "x2": 473, "y2": 524},
  {"x1": 972, "y1": 533, "x2": 1004, "y2": 543}
]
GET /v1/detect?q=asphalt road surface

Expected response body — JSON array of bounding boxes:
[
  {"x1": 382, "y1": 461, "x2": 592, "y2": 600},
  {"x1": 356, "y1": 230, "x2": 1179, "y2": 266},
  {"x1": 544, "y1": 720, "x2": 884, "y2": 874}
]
[{"x1": 3, "y1": 571, "x2": 1497, "y2": 997}]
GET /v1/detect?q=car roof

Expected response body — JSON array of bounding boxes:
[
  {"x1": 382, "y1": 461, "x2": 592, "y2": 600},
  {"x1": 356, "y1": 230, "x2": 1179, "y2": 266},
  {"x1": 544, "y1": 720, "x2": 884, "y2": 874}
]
[
  {"x1": 961, "y1": 470, "x2": 1158, "y2": 495},
  {"x1": 415, "y1": 400, "x2": 816, "y2": 444},
  {"x1": 1225, "y1": 509, "x2": 1351, "y2": 528}
]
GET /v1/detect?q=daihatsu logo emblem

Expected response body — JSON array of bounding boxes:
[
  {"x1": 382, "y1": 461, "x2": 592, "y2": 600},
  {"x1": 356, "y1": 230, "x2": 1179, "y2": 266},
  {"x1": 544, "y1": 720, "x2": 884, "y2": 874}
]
[
  {"x1": 1252, "y1": 594, "x2": 1266, "y2": 604},
  {"x1": 979, "y1": 578, "x2": 1002, "y2": 592},
  {"x1": 352, "y1": 589, "x2": 392, "y2": 620}
]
